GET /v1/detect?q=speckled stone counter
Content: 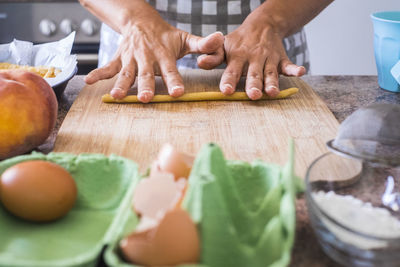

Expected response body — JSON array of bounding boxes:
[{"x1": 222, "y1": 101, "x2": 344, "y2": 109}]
[
  {"x1": 304, "y1": 76, "x2": 400, "y2": 122},
  {"x1": 43, "y1": 75, "x2": 399, "y2": 267}
]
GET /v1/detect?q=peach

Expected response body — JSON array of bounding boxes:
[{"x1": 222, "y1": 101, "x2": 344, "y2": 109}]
[{"x1": 0, "y1": 70, "x2": 58, "y2": 160}]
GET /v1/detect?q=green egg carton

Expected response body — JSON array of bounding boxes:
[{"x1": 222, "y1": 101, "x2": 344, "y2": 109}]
[
  {"x1": 0, "y1": 152, "x2": 140, "y2": 267},
  {"x1": 104, "y1": 142, "x2": 303, "y2": 267}
]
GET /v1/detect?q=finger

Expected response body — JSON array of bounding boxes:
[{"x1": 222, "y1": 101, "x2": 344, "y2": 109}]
[
  {"x1": 85, "y1": 59, "x2": 121, "y2": 84},
  {"x1": 280, "y1": 58, "x2": 306, "y2": 76},
  {"x1": 185, "y1": 31, "x2": 224, "y2": 55},
  {"x1": 219, "y1": 58, "x2": 245, "y2": 95},
  {"x1": 245, "y1": 62, "x2": 264, "y2": 100},
  {"x1": 264, "y1": 58, "x2": 280, "y2": 97},
  {"x1": 158, "y1": 58, "x2": 184, "y2": 97},
  {"x1": 137, "y1": 62, "x2": 155, "y2": 103},
  {"x1": 110, "y1": 61, "x2": 136, "y2": 99},
  {"x1": 197, "y1": 47, "x2": 225, "y2": 70}
]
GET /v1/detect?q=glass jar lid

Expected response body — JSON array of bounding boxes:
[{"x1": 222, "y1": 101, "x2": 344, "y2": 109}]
[{"x1": 327, "y1": 103, "x2": 400, "y2": 167}]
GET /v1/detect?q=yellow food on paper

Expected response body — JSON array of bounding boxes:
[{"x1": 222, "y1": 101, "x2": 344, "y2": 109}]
[
  {"x1": 102, "y1": 87, "x2": 299, "y2": 103},
  {"x1": 0, "y1": 62, "x2": 61, "y2": 78}
]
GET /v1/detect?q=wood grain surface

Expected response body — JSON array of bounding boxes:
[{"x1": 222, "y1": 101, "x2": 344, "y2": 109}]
[{"x1": 54, "y1": 69, "x2": 340, "y2": 178}]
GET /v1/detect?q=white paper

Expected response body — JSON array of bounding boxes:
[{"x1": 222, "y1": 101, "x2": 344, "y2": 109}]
[{"x1": 0, "y1": 32, "x2": 77, "y2": 87}]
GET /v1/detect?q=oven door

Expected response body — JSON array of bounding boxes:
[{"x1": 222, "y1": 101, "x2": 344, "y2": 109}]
[{"x1": 73, "y1": 43, "x2": 100, "y2": 75}]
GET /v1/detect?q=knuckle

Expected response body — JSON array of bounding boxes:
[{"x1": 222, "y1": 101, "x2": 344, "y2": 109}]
[
  {"x1": 163, "y1": 68, "x2": 179, "y2": 76},
  {"x1": 264, "y1": 69, "x2": 277, "y2": 77},
  {"x1": 252, "y1": 47, "x2": 265, "y2": 56},
  {"x1": 247, "y1": 72, "x2": 262, "y2": 80},
  {"x1": 224, "y1": 70, "x2": 241, "y2": 80},
  {"x1": 139, "y1": 71, "x2": 154, "y2": 79},
  {"x1": 157, "y1": 49, "x2": 173, "y2": 59},
  {"x1": 120, "y1": 69, "x2": 134, "y2": 79}
]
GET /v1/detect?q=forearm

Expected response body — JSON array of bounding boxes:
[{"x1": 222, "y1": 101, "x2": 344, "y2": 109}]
[
  {"x1": 79, "y1": 0, "x2": 161, "y2": 34},
  {"x1": 249, "y1": 0, "x2": 333, "y2": 37}
]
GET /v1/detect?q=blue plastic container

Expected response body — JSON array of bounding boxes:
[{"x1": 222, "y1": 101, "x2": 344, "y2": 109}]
[{"x1": 371, "y1": 11, "x2": 400, "y2": 92}]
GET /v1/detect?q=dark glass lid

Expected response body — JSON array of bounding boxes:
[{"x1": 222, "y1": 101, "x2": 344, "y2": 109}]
[{"x1": 327, "y1": 103, "x2": 400, "y2": 167}]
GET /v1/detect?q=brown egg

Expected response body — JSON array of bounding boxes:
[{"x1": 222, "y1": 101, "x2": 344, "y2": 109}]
[
  {"x1": 0, "y1": 160, "x2": 77, "y2": 222},
  {"x1": 156, "y1": 144, "x2": 194, "y2": 180},
  {"x1": 120, "y1": 209, "x2": 200, "y2": 266}
]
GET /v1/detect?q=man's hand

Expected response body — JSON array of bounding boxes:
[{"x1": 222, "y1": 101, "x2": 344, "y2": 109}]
[
  {"x1": 199, "y1": 19, "x2": 305, "y2": 100},
  {"x1": 83, "y1": 2, "x2": 223, "y2": 103},
  {"x1": 198, "y1": 0, "x2": 333, "y2": 100},
  {"x1": 224, "y1": 24, "x2": 305, "y2": 100}
]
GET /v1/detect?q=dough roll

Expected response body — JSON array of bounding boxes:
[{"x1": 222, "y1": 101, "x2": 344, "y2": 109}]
[{"x1": 102, "y1": 87, "x2": 299, "y2": 103}]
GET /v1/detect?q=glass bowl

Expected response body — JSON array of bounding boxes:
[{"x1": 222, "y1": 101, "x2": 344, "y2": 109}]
[{"x1": 306, "y1": 152, "x2": 400, "y2": 267}]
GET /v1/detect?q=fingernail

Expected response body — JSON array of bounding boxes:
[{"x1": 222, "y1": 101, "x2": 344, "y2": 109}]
[
  {"x1": 170, "y1": 86, "x2": 184, "y2": 97},
  {"x1": 138, "y1": 90, "x2": 154, "y2": 103},
  {"x1": 111, "y1": 88, "x2": 125, "y2": 99},
  {"x1": 266, "y1": 85, "x2": 279, "y2": 97},
  {"x1": 222, "y1": 84, "x2": 234, "y2": 95},
  {"x1": 298, "y1": 66, "x2": 306, "y2": 75},
  {"x1": 215, "y1": 31, "x2": 224, "y2": 36},
  {"x1": 248, "y1": 87, "x2": 262, "y2": 100}
]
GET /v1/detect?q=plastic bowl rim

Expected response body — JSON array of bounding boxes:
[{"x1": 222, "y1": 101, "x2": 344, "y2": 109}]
[{"x1": 370, "y1": 11, "x2": 400, "y2": 24}]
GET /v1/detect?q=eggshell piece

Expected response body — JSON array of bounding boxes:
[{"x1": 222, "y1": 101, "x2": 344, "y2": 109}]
[
  {"x1": 135, "y1": 216, "x2": 159, "y2": 232},
  {"x1": 156, "y1": 144, "x2": 194, "y2": 180},
  {"x1": 132, "y1": 172, "x2": 186, "y2": 220},
  {"x1": 120, "y1": 209, "x2": 200, "y2": 266},
  {"x1": 0, "y1": 160, "x2": 77, "y2": 222}
]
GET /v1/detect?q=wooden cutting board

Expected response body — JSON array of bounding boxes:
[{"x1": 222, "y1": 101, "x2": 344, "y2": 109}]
[{"x1": 54, "y1": 69, "x2": 340, "y2": 178}]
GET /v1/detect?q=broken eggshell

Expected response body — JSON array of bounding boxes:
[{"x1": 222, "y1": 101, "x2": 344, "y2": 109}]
[
  {"x1": 132, "y1": 170, "x2": 187, "y2": 220},
  {"x1": 120, "y1": 208, "x2": 200, "y2": 266},
  {"x1": 121, "y1": 144, "x2": 198, "y2": 266},
  {"x1": 155, "y1": 143, "x2": 195, "y2": 180}
]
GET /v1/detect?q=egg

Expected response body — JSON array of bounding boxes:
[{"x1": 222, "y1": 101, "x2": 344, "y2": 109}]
[
  {"x1": 121, "y1": 144, "x2": 199, "y2": 266},
  {"x1": 155, "y1": 144, "x2": 194, "y2": 180},
  {"x1": 120, "y1": 209, "x2": 200, "y2": 266},
  {"x1": 132, "y1": 171, "x2": 186, "y2": 220},
  {"x1": 0, "y1": 160, "x2": 77, "y2": 222}
]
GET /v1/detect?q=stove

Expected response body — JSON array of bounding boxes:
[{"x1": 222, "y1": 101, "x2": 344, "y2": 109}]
[{"x1": 0, "y1": 0, "x2": 101, "y2": 74}]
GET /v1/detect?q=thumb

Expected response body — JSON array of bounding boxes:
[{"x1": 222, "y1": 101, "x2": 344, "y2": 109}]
[
  {"x1": 185, "y1": 31, "x2": 224, "y2": 55},
  {"x1": 197, "y1": 47, "x2": 225, "y2": 70}
]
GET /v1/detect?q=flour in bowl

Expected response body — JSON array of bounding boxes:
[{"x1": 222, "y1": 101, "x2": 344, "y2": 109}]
[{"x1": 313, "y1": 190, "x2": 400, "y2": 249}]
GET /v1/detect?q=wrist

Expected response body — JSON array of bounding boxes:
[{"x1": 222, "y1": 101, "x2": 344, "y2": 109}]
[
  {"x1": 244, "y1": 3, "x2": 291, "y2": 38},
  {"x1": 118, "y1": 2, "x2": 165, "y2": 34}
]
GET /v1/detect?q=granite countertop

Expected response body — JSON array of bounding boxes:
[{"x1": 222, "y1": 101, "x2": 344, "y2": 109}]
[{"x1": 45, "y1": 75, "x2": 399, "y2": 267}]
